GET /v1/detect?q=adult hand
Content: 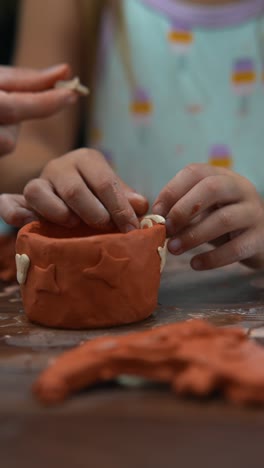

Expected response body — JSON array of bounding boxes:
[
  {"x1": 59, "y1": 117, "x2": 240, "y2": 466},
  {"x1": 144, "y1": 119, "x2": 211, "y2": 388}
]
[
  {"x1": 0, "y1": 64, "x2": 78, "y2": 156},
  {"x1": 153, "y1": 163, "x2": 264, "y2": 270}
]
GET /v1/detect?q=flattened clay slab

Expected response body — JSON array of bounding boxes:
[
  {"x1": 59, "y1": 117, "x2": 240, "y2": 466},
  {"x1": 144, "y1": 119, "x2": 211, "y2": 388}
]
[
  {"x1": 33, "y1": 319, "x2": 264, "y2": 406},
  {"x1": 16, "y1": 220, "x2": 166, "y2": 329}
]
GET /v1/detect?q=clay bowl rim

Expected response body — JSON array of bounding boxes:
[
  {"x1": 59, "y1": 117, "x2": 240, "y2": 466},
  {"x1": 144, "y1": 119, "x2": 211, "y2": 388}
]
[{"x1": 18, "y1": 221, "x2": 164, "y2": 247}]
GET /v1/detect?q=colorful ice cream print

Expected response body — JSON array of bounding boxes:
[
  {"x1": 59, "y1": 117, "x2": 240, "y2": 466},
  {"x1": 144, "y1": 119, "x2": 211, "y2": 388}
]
[
  {"x1": 231, "y1": 58, "x2": 256, "y2": 114},
  {"x1": 130, "y1": 87, "x2": 153, "y2": 125},
  {"x1": 167, "y1": 21, "x2": 193, "y2": 54},
  {"x1": 167, "y1": 21, "x2": 193, "y2": 68},
  {"x1": 209, "y1": 145, "x2": 233, "y2": 169},
  {"x1": 130, "y1": 87, "x2": 153, "y2": 144}
]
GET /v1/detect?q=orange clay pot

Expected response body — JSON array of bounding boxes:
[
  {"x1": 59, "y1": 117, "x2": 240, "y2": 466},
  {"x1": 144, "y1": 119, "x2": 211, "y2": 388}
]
[{"x1": 16, "y1": 220, "x2": 166, "y2": 329}]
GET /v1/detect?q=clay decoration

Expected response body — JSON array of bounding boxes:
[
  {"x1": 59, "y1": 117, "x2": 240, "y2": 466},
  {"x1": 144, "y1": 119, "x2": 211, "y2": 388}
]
[
  {"x1": 16, "y1": 217, "x2": 166, "y2": 329},
  {"x1": 55, "y1": 77, "x2": 89, "y2": 96},
  {"x1": 15, "y1": 253, "x2": 30, "y2": 285},
  {"x1": 33, "y1": 319, "x2": 264, "y2": 406}
]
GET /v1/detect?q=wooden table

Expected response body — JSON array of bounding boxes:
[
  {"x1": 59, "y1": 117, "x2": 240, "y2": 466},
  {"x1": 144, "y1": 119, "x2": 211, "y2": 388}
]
[{"x1": 1, "y1": 252, "x2": 264, "y2": 468}]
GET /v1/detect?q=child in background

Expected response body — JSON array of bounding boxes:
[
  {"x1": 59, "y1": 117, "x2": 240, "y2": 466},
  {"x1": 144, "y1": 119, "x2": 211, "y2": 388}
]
[{"x1": 1, "y1": 0, "x2": 264, "y2": 271}]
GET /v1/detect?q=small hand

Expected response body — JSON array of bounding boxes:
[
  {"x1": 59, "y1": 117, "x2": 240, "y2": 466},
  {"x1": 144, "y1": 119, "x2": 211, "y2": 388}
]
[
  {"x1": 0, "y1": 193, "x2": 37, "y2": 226},
  {"x1": 0, "y1": 64, "x2": 78, "y2": 156},
  {"x1": 153, "y1": 163, "x2": 264, "y2": 270},
  {"x1": 0, "y1": 149, "x2": 149, "y2": 233}
]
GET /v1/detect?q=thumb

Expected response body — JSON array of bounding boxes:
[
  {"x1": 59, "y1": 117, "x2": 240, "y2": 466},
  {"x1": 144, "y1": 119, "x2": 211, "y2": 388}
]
[{"x1": 128, "y1": 192, "x2": 149, "y2": 217}]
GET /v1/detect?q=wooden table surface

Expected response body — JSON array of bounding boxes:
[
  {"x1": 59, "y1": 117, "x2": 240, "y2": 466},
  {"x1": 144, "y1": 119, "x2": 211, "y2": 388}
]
[{"x1": 1, "y1": 252, "x2": 264, "y2": 468}]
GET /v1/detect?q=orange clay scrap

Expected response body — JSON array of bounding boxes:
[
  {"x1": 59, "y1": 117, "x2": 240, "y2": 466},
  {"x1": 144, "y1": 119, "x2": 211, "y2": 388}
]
[
  {"x1": 16, "y1": 216, "x2": 166, "y2": 329},
  {"x1": 33, "y1": 319, "x2": 264, "y2": 406}
]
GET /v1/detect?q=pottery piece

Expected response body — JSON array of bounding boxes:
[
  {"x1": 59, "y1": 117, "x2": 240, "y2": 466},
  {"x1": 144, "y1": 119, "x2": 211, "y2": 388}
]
[
  {"x1": 33, "y1": 319, "x2": 264, "y2": 406},
  {"x1": 16, "y1": 219, "x2": 166, "y2": 329}
]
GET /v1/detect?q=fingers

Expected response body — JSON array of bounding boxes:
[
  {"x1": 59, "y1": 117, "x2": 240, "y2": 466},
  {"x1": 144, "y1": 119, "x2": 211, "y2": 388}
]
[
  {"x1": 24, "y1": 179, "x2": 79, "y2": 227},
  {"x1": 152, "y1": 163, "x2": 228, "y2": 218},
  {"x1": 0, "y1": 64, "x2": 71, "y2": 92},
  {"x1": 26, "y1": 149, "x2": 147, "y2": 232},
  {"x1": 190, "y1": 228, "x2": 263, "y2": 270},
  {"x1": 0, "y1": 193, "x2": 36, "y2": 227},
  {"x1": 45, "y1": 172, "x2": 111, "y2": 229},
  {"x1": 127, "y1": 192, "x2": 149, "y2": 217},
  {"x1": 0, "y1": 88, "x2": 78, "y2": 125},
  {"x1": 165, "y1": 174, "x2": 247, "y2": 236},
  {"x1": 168, "y1": 202, "x2": 254, "y2": 255},
  {"x1": 76, "y1": 151, "x2": 141, "y2": 232},
  {"x1": 118, "y1": 181, "x2": 149, "y2": 217}
]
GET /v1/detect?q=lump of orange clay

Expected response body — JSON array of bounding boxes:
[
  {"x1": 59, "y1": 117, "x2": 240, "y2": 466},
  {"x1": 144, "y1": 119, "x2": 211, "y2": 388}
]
[
  {"x1": 15, "y1": 217, "x2": 166, "y2": 329},
  {"x1": 55, "y1": 77, "x2": 89, "y2": 96},
  {"x1": 33, "y1": 319, "x2": 264, "y2": 406}
]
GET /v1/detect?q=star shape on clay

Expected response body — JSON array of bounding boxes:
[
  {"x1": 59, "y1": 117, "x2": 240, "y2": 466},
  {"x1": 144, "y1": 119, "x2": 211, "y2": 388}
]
[
  {"x1": 33, "y1": 264, "x2": 60, "y2": 294},
  {"x1": 83, "y1": 249, "x2": 130, "y2": 289}
]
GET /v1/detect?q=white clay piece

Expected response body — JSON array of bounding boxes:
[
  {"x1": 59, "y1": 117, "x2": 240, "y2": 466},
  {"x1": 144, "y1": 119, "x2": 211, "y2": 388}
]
[
  {"x1": 15, "y1": 253, "x2": 30, "y2": 285},
  {"x1": 140, "y1": 214, "x2": 166, "y2": 229},
  {"x1": 55, "y1": 77, "x2": 89, "y2": 96},
  {"x1": 143, "y1": 215, "x2": 166, "y2": 224},
  {"x1": 140, "y1": 218, "x2": 153, "y2": 229}
]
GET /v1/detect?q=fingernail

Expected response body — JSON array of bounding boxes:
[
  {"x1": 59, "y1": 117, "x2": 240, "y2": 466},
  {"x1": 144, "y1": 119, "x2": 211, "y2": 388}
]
[
  {"x1": 152, "y1": 203, "x2": 165, "y2": 216},
  {"x1": 169, "y1": 238, "x2": 182, "y2": 253},
  {"x1": 192, "y1": 258, "x2": 203, "y2": 270}
]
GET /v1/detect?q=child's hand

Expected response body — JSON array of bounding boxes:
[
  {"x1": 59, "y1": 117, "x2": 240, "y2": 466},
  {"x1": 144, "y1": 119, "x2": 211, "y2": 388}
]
[
  {"x1": 153, "y1": 163, "x2": 264, "y2": 270},
  {"x1": 0, "y1": 193, "x2": 37, "y2": 227},
  {"x1": 0, "y1": 64, "x2": 78, "y2": 156},
  {"x1": 0, "y1": 149, "x2": 148, "y2": 233}
]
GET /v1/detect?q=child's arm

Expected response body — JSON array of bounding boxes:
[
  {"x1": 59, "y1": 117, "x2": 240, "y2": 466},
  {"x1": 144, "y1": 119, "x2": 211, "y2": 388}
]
[
  {"x1": 153, "y1": 163, "x2": 264, "y2": 270},
  {"x1": 0, "y1": 0, "x2": 84, "y2": 193}
]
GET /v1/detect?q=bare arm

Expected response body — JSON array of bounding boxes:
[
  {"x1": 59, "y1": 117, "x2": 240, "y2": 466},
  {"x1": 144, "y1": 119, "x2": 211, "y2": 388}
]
[{"x1": 0, "y1": 0, "x2": 84, "y2": 193}]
